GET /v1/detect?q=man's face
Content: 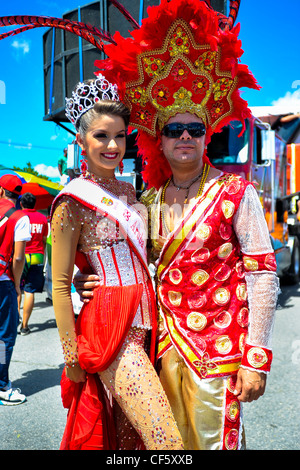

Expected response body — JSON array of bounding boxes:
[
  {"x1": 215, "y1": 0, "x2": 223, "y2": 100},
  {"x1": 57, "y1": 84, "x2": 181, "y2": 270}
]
[{"x1": 161, "y1": 113, "x2": 206, "y2": 170}]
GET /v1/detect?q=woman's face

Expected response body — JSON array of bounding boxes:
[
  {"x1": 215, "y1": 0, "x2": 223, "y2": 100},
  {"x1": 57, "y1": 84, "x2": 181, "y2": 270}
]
[{"x1": 77, "y1": 114, "x2": 126, "y2": 177}]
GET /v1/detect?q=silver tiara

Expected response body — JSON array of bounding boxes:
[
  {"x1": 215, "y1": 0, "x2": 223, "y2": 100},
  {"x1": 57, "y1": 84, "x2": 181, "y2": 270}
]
[{"x1": 65, "y1": 73, "x2": 120, "y2": 128}]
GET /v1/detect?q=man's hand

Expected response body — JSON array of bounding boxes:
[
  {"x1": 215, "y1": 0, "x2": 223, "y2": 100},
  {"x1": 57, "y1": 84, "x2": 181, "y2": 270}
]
[
  {"x1": 234, "y1": 368, "x2": 267, "y2": 402},
  {"x1": 15, "y1": 284, "x2": 22, "y2": 298},
  {"x1": 73, "y1": 271, "x2": 100, "y2": 302}
]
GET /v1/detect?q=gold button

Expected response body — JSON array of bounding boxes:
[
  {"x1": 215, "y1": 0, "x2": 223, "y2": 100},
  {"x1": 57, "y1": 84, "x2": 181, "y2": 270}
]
[{"x1": 187, "y1": 312, "x2": 207, "y2": 331}]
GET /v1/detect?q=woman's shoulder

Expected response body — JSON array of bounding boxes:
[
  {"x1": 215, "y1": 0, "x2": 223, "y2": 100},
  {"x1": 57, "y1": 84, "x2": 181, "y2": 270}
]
[
  {"x1": 119, "y1": 180, "x2": 135, "y2": 191},
  {"x1": 51, "y1": 193, "x2": 82, "y2": 222},
  {"x1": 118, "y1": 180, "x2": 137, "y2": 201}
]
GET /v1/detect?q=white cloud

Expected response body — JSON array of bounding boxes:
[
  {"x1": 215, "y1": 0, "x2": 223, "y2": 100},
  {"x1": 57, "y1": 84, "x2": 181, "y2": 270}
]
[
  {"x1": 271, "y1": 88, "x2": 300, "y2": 114},
  {"x1": 34, "y1": 164, "x2": 60, "y2": 179},
  {"x1": 11, "y1": 39, "x2": 30, "y2": 55}
]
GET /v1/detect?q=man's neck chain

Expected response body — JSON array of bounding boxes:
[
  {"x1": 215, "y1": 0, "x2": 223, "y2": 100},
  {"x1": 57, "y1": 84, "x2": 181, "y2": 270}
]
[
  {"x1": 161, "y1": 163, "x2": 210, "y2": 232},
  {"x1": 168, "y1": 163, "x2": 210, "y2": 204}
]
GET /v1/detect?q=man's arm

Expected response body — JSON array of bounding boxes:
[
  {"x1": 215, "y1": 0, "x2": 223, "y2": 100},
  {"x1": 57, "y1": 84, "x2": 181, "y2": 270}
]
[
  {"x1": 234, "y1": 368, "x2": 267, "y2": 402},
  {"x1": 72, "y1": 271, "x2": 100, "y2": 302},
  {"x1": 42, "y1": 236, "x2": 47, "y2": 254},
  {"x1": 233, "y1": 185, "x2": 279, "y2": 402},
  {"x1": 12, "y1": 240, "x2": 26, "y2": 296}
]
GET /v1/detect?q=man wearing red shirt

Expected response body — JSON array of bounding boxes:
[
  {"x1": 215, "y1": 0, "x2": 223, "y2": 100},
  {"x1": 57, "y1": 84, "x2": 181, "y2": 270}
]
[
  {"x1": 0, "y1": 175, "x2": 31, "y2": 405},
  {"x1": 19, "y1": 193, "x2": 48, "y2": 335}
]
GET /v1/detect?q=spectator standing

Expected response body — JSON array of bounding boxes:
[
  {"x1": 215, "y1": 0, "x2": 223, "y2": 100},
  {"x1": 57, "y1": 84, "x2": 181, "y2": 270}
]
[
  {"x1": 19, "y1": 193, "x2": 48, "y2": 335},
  {"x1": 0, "y1": 175, "x2": 31, "y2": 405},
  {"x1": 58, "y1": 148, "x2": 69, "y2": 186}
]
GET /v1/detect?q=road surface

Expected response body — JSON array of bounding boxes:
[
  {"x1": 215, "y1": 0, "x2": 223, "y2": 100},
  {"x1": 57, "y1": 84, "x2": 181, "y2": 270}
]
[{"x1": 1, "y1": 282, "x2": 299, "y2": 450}]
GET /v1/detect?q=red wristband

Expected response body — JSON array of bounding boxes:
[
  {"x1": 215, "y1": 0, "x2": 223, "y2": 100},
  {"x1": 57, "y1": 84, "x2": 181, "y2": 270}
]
[{"x1": 241, "y1": 343, "x2": 273, "y2": 372}]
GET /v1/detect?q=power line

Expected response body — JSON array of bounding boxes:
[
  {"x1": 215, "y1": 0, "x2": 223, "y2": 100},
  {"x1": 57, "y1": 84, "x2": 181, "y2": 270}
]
[{"x1": 0, "y1": 140, "x2": 63, "y2": 151}]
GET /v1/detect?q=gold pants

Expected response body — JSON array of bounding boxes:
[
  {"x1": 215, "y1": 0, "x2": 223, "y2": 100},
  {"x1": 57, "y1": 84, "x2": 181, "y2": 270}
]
[{"x1": 159, "y1": 347, "x2": 245, "y2": 450}]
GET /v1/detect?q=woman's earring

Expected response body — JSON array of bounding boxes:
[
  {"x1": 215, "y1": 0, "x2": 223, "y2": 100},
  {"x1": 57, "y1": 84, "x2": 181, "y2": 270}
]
[
  {"x1": 119, "y1": 159, "x2": 124, "y2": 175},
  {"x1": 80, "y1": 150, "x2": 87, "y2": 176}
]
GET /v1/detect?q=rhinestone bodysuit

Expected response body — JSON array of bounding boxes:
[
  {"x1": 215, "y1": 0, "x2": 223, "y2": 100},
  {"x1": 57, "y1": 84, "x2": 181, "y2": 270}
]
[{"x1": 51, "y1": 173, "x2": 183, "y2": 450}]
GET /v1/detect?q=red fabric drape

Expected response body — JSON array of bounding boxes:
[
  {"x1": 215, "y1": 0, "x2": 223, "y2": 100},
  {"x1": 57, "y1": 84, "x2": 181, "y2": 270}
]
[
  {"x1": 76, "y1": 284, "x2": 144, "y2": 373},
  {"x1": 60, "y1": 370, "x2": 116, "y2": 450},
  {"x1": 60, "y1": 284, "x2": 144, "y2": 450}
]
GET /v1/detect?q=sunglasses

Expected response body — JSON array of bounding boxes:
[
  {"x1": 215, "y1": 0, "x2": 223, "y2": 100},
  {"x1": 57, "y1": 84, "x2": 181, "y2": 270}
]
[{"x1": 162, "y1": 122, "x2": 206, "y2": 138}]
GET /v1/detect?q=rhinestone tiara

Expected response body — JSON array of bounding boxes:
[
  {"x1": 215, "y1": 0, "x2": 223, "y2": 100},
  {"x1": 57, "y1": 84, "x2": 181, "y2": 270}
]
[{"x1": 65, "y1": 73, "x2": 120, "y2": 128}]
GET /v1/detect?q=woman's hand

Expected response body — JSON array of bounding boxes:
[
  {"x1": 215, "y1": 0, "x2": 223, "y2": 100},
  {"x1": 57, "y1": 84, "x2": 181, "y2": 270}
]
[{"x1": 66, "y1": 363, "x2": 87, "y2": 383}]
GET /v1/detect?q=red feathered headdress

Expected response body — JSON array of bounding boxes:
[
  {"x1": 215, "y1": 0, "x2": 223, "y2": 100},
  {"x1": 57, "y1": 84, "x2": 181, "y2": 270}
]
[{"x1": 96, "y1": 0, "x2": 259, "y2": 189}]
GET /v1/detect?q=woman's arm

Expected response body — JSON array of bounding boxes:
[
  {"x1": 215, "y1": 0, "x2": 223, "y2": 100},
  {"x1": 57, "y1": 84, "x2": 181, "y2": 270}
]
[{"x1": 51, "y1": 198, "x2": 86, "y2": 382}]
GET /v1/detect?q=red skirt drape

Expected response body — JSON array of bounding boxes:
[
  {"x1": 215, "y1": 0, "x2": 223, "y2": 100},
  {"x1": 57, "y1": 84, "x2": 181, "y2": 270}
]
[{"x1": 60, "y1": 284, "x2": 145, "y2": 450}]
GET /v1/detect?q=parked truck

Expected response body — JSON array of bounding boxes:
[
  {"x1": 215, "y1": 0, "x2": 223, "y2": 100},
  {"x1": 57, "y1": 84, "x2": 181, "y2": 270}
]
[{"x1": 206, "y1": 116, "x2": 300, "y2": 282}]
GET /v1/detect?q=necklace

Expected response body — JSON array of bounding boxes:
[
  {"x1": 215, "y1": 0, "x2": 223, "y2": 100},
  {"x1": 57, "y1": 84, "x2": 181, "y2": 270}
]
[
  {"x1": 196, "y1": 163, "x2": 210, "y2": 198},
  {"x1": 170, "y1": 165, "x2": 209, "y2": 204},
  {"x1": 84, "y1": 171, "x2": 120, "y2": 196},
  {"x1": 161, "y1": 163, "x2": 210, "y2": 232},
  {"x1": 85, "y1": 171, "x2": 117, "y2": 183},
  {"x1": 171, "y1": 172, "x2": 202, "y2": 200}
]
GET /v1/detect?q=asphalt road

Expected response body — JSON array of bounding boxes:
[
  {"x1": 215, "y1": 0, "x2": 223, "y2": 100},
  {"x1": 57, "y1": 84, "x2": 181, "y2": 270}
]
[{"x1": 0, "y1": 283, "x2": 299, "y2": 451}]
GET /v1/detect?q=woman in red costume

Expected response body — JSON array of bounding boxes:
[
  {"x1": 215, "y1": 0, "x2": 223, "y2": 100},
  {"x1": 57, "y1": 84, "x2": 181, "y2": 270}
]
[{"x1": 50, "y1": 76, "x2": 183, "y2": 450}]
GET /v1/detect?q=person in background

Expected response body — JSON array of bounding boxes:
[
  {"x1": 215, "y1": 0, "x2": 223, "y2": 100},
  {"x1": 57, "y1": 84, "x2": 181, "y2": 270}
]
[
  {"x1": 58, "y1": 147, "x2": 69, "y2": 186},
  {"x1": 0, "y1": 175, "x2": 31, "y2": 405},
  {"x1": 18, "y1": 192, "x2": 48, "y2": 335}
]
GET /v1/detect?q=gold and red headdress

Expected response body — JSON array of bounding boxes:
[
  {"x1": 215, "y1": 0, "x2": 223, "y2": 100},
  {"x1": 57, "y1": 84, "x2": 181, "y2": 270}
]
[{"x1": 97, "y1": 0, "x2": 260, "y2": 189}]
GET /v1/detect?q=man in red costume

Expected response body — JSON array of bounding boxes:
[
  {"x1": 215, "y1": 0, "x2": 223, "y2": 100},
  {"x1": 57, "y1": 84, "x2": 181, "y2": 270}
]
[
  {"x1": 0, "y1": 175, "x2": 31, "y2": 405},
  {"x1": 18, "y1": 192, "x2": 48, "y2": 335},
  {"x1": 142, "y1": 112, "x2": 278, "y2": 450}
]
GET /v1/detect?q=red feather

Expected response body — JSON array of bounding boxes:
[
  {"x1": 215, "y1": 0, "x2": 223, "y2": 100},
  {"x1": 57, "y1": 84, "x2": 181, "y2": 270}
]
[
  {"x1": 0, "y1": 15, "x2": 116, "y2": 51},
  {"x1": 109, "y1": 0, "x2": 140, "y2": 29}
]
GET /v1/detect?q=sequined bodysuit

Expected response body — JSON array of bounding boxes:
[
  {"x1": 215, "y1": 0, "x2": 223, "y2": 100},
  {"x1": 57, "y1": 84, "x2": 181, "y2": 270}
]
[{"x1": 51, "y1": 173, "x2": 183, "y2": 450}]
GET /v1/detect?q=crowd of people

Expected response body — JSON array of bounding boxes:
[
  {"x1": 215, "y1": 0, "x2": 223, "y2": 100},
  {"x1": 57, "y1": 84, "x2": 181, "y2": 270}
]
[
  {"x1": 0, "y1": 177, "x2": 48, "y2": 405},
  {"x1": 0, "y1": 0, "x2": 279, "y2": 451}
]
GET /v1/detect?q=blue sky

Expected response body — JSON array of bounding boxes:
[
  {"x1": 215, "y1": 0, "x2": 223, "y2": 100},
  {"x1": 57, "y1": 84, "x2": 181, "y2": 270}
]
[{"x1": 0, "y1": 0, "x2": 299, "y2": 182}]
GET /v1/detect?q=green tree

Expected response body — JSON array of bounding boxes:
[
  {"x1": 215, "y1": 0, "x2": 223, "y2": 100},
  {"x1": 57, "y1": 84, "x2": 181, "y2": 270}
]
[{"x1": 13, "y1": 162, "x2": 51, "y2": 181}]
